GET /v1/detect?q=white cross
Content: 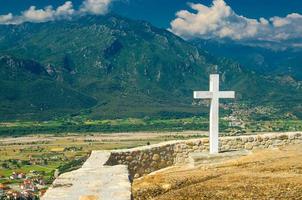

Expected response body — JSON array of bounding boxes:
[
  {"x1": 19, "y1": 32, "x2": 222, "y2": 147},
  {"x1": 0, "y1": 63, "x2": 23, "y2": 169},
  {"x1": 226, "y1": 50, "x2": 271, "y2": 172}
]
[{"x1": 194, "y1": 74, "x2": 235, "y2": 154}]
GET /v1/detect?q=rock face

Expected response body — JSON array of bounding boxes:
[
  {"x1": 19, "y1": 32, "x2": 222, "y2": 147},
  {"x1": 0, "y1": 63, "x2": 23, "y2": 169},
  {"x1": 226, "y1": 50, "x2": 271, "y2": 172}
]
[{"x1": 41, "y1": 151, "x2": 131, "y2": 200}]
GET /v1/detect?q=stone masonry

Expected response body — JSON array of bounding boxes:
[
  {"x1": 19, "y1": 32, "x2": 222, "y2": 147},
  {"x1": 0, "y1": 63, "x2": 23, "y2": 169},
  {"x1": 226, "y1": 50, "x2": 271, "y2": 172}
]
[{"x1": 105, "y1": 132, "x2": 302, "y2": 179}]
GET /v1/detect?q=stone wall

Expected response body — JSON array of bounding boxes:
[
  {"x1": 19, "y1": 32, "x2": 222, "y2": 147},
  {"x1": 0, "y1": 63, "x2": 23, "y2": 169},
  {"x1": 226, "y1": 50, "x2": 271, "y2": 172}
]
[
  {"x1": 105, "y1": 132, "x2": 302, "y2": 179},
  {"x1": 105, "y1": 141, "x2": 177, "y2": 180}
]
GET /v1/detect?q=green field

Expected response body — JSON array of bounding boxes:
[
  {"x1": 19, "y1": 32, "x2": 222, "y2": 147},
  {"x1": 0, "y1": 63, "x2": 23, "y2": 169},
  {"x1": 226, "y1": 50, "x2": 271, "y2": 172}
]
[
  {"x1": 0, "y1": 117, "x2": 301, "y2": 137},
  {"x1": 0, "y1": 117, "x2": 210, "y2": 136}
]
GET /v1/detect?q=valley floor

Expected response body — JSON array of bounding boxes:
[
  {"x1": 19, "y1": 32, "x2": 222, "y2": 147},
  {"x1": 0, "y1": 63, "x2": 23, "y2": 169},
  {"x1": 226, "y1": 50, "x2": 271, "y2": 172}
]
[
  {"x1": 0, "y1": 131, "x2": 205, "y2": 198},
  {"x1": 133, "y1": 144, "x2": 302, "y2": 200}
]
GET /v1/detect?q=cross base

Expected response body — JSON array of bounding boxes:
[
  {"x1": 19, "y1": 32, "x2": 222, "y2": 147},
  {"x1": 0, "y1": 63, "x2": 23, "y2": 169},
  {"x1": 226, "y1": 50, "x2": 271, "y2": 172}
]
[{"x1": 189, "y1": 150, "x2": 250, "y2": 167}]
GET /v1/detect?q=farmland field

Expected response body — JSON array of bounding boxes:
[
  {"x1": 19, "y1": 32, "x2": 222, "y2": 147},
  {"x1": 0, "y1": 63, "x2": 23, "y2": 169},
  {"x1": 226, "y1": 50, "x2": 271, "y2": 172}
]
[
  {"x1": 0, "y1": 131, "x2": 207, "y2": 197},
  {"x1": 0, "y1": 117, "x2": 301, "y2": 136}
]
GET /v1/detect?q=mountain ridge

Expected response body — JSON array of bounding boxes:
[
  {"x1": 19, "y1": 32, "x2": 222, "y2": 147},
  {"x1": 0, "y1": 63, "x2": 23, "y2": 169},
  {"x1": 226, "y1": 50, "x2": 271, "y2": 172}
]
[
  {"x1": 192, "y1": 39, "x2": 302, "y2": 81},
  {"x1": 0, "y1": 14, "x2": 301, "y2": 121}
]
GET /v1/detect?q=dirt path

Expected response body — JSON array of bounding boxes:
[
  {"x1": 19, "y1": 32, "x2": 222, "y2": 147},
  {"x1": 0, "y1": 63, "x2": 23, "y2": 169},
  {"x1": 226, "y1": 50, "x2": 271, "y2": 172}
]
[{"x1": 133, "y1": 144, "x2": 302, "y2": 200}]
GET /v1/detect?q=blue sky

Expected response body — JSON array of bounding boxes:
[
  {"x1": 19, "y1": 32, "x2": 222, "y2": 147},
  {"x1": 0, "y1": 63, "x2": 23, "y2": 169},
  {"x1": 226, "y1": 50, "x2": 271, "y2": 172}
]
[
  {"x1": 1, "y1": 0, "x2": 302, "y2": 49},
  {"x1": 0, "y1": 0, "x2": 302, "y2": 28}
]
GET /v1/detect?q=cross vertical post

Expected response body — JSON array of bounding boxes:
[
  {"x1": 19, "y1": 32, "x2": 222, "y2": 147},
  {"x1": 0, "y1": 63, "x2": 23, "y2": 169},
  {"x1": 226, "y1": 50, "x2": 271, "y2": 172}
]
[
  {"x1": 210, "y1": 75, "x2": 219, "y2": 154},
  {"x1": 194, "y1": 74, "x2": 235, "y2": 154}
]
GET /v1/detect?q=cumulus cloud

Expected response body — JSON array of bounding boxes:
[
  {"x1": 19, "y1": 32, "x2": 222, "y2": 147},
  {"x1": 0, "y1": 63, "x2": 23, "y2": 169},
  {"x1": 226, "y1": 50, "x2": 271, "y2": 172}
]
[
  {"x1": 22, "y1": 6, "x2": 56, "y2": 22},
  {"x1": 80, "y1": 0, "x2": 112, "y2": 15},
  {"x1": 0, "y1": 13, "x2": 14, "y2": 24},
  {"x1": 55, "y1": 1, "x2": 75, "y2": 18},
  {"x1": 170, "y1": 0, "x2": 302, "y2": 48},
  {"x1": 0, "y1": 0, "x2": 113, "y2": 25}
]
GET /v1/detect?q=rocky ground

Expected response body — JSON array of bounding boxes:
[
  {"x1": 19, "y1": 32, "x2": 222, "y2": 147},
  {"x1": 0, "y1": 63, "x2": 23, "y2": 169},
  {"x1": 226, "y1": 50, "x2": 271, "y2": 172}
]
[{"x1": 133, "y1": 144, "x2": 302, "y2": 200}]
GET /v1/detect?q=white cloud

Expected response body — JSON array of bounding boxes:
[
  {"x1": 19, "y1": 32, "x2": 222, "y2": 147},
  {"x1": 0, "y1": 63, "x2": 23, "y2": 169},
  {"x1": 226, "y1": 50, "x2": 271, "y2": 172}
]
[
  {"x1": 80, "y1": 0, "x2": 112, "y2": 15},
  {"x1": 55, "y1": 1, "x2": 75, "y2": 18},
  {"x1": 170, "y1": 0, "x2": 302, "y2": 48},
  {"x1": 22, "y1": 6, "x2": 55, "y2": 23},
  {"x1": 0, "y1": 13, "x2": 14, "y2": 24},
  {"x1": 0, "y1": 0, "x2": 113, "y2": 25}
]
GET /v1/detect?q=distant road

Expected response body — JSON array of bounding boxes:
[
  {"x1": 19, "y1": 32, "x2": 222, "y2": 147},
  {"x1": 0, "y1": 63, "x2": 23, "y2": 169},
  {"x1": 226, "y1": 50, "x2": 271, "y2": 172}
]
[{"x1": 0, "y1": 131, "x2": 208, "y2": 144}]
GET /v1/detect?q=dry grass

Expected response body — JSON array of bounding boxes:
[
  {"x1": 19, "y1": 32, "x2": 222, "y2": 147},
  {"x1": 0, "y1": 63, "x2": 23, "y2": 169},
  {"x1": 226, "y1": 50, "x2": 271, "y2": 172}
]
[{"x1": 133, "y1": 144, "x2": 302, "y2": 200}]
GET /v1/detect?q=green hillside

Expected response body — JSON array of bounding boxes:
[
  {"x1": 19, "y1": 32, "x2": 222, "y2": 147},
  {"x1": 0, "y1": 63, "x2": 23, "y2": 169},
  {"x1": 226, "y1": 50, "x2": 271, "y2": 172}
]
[{"x1": 0, "y1": 15, "x2": 301, "y2": 121}]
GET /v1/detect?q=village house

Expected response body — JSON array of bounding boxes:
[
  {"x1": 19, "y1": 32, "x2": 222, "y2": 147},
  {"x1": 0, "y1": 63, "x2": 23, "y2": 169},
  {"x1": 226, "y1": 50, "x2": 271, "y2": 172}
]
[
  {"x1": 10, "y1": 172, "x2": 26, "y2": 180},
  {"x1": 21, "y1": 190, "x2": 35, "y2": 199},
  {"x1": 0, "y1": 183, "x2": 4, "y2": 197},
  {"x1": 18, "y1": 173, "x2": 26, "y2": 179},
  {"x1": 32, "y1": 177, "x2": 46, "y2": 186},
  {"x1": 224, "y1": 115, "x2": 246, "y2": 128},
  {"x1": 9, "y1": 172, "x2": 18, "y2": 180},
  {"x1": 0, "y1": 183, "x2": 10, "y2": 194},
  {"x1": 20, "y1": 179, "x2": 38, "y2": 192},
  {"x1": 5, "y1": 190, "x2": 21, "y2": 200}
]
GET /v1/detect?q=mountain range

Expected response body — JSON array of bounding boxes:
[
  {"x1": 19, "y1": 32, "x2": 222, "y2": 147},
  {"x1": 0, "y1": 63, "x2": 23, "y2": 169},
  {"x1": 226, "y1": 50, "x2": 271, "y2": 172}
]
[
  {"x1": 192, "y1": 39, "x2": 302, "y2": 81},
  {"x1": 0, "y1": 14, "x2": 301, "y2": 121}
]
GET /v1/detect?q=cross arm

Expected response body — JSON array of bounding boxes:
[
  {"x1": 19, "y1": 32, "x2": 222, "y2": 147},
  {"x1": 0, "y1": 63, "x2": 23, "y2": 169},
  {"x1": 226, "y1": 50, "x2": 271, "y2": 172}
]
[
  {"x1": 194, "y1": 91, "x2": 213, "y2": 99},
  {"x1": 218, "y1": 91, "x2": 235, "y2": 99}
]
